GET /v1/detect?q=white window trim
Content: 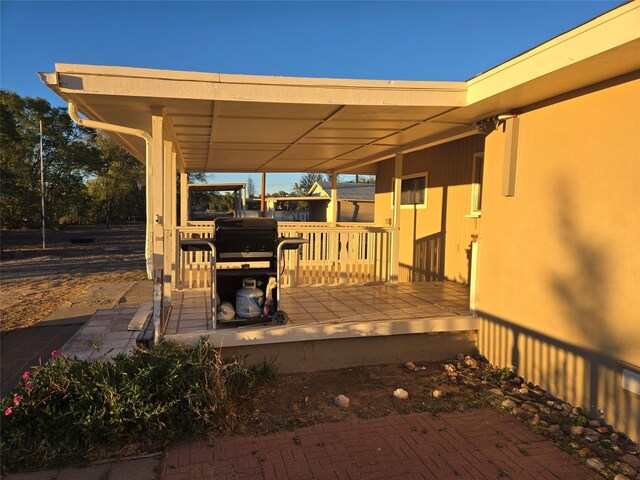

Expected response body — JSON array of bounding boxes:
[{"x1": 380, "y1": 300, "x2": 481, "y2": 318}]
[
  {"x1": 468, "y1": 152, "x2": 484, "y2": 218},
  {"x1": 391, "y1": 172, "x2": 428, "y2": 210}
]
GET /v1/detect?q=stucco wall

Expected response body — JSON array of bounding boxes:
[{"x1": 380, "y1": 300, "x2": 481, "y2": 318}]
[
  {"x1": 477, "y1": 75, "x2": 640, "y2": 441},
  {"x1": 375, "y1": 135, "x2": 485, "y2": 283}
]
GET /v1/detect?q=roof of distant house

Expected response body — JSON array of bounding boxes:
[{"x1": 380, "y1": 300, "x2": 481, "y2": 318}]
[{"x1": 311, "y1": 182, "x2": 376, "y2": 202}]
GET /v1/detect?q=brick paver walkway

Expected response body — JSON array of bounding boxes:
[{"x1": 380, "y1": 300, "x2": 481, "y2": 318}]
[{"x1": 164, "y1": 408, "x2": 600, "y2": 480}]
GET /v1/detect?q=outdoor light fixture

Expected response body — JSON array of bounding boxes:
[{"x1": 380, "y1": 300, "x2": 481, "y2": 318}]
[{"x1": 475, "y1": 114, "x2": 518, "y2": 134}]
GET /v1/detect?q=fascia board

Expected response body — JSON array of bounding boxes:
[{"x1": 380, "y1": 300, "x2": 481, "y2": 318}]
[
  {"x1": 467, "y1": 2, "x2": 640, "y2": 105},
  {"x1": 50, "y1": 65, "x2": 467, "y2": 108}
]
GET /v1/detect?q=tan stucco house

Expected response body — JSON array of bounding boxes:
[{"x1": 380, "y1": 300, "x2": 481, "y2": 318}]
[{"x1": 39, "y1": 2, "x2": 639, "y2": 440}]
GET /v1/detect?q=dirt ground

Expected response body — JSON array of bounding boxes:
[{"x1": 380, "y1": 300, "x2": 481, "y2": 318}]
[
  {"x1": 0, "y1": 224, "x2": 147, "y2": 333},
  {"x1": 233, "y1": 361, "x2": 495, "y2": 437}
]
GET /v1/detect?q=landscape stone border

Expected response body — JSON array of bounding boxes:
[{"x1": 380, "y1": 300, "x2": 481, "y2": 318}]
[{"x1": 436, "y1": 355, "x2": 639, "y2": 479}]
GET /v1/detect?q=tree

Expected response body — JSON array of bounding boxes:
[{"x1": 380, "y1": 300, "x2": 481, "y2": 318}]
[
  {"x1": 247, "y1": 177, "x2": 256, "y2": 198},
  {"x1": 86, "y1": 133, "x2": 145, "y2": 224},
  {"x1": 0, "y1": 90, "x2": 100, "y2": 228},
  {"x1": 292, "y1": 173, "x2": 325, "y2": 196}
]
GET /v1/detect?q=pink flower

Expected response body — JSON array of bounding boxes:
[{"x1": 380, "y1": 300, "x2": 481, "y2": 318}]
[
  {"x1": 13, "y1": 395, "x2": 23, "y2": 406},
  {"x1": 25, "y1": 381, "x2": 34, "y2": 392},
  {"x1": 28, "y1": 400, "x2": 34, "y2": 407},
  {"x1": 22, "y1": 371, "x2": 30, "y2": 380},
  {"x1": 51, "y1": 350, "x2": 61, "y2": 358},
  {"x1": 4, "y1": 407, "x2": 12, "y2": 416}
]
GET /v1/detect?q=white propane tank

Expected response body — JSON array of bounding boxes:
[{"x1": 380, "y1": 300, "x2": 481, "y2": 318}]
[{"x1": 236, "y1": 278, "x2": 264, "y2": 318}]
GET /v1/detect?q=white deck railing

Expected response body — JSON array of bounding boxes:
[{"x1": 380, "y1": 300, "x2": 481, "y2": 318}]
[{"x1": 175, "y1": 222, "x2": 395, "y2": 289}]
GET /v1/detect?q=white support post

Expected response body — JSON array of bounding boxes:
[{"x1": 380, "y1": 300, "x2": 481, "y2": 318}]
[
  {"x1": 390, "y1": 153, "x2": 403, "y2": 283},
  {"x1": 469, "y1": 234, "x2": 480, "y2": 314},
  {"x1": 151, "y1": 114, "x2": 164, "y2": 340},
  {"x1": 163, "y1": 140, "x2": 175, "y2": 304},
  {"x1": 171, "y1": 151, "x2": 178, "y2": 289},
  {"x1": 331, "y1": 173, "x2": 338, "y2": 225},
  {"x1": 180, "y1": 172, "x2": 188, "y2": 226}
]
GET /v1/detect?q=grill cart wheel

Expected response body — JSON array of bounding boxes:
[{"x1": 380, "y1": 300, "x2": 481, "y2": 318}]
[{"x1": 272, "y1": 310, "x2": 289, "y2": 325}]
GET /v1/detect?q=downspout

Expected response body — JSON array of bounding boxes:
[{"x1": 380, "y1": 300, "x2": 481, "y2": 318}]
[{"x1": 68, "y1": 102, "x2": 154, "y2": 279}]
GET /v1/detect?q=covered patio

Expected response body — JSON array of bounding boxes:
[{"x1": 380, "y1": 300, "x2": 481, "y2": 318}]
[{"x1": 38, "y1": 64, "x2": 481, "y2": 353}]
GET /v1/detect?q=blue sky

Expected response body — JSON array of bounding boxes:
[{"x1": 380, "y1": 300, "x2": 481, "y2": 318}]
[{"x1": 1, "y1": 1, "x2": 621, "y2": 192}]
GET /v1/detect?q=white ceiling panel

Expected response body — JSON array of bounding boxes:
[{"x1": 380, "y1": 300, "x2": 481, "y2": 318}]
[{"x1": 214, "y1": 118, "x2": 320, "y2": 143}]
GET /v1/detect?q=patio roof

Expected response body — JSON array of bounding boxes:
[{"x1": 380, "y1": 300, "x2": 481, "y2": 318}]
[{"x1": 38, "y1": 2, "x2": 639, "y2": 174}]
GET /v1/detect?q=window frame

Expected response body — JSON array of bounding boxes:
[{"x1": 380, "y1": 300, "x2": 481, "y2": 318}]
[
  {"x1": 469, "y1": 152, "x2": 484, "y2": 217},
  {"x1": 391, "y1": 172, "x2": 428, "y2": 210}
]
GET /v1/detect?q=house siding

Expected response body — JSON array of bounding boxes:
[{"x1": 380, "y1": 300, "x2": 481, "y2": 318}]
[
  {"x1": 375, "y1": 135, "x2": 485, "y2": 283},
  {"x1": 477, "y1": 75, "x2": 640, "y2": 441}
]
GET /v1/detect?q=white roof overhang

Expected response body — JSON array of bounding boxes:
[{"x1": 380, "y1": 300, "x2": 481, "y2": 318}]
[{"x1": 38, "y1": 2, "x2": 639, "y2": 174}]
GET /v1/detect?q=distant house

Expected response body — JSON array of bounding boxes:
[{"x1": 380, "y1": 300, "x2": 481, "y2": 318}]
[{"x1": 307, "y1": 182, "x2": 375, "y2": 223}]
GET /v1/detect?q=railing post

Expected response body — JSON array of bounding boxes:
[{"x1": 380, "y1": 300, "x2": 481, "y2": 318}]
[{"x1": 390, "y1": 153, "x2": 403, "y2": 283}]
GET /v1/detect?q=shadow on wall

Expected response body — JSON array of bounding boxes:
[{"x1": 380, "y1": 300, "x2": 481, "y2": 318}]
[
  {"x1": 479, "y1": 179, "x2": 639, "y2": 440},
  {"x1": 478, "y1": 312, "x2": 639, "y2": 440}
]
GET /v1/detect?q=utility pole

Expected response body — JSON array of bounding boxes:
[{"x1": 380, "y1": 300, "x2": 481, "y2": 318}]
[
  {"x1": 260, "y1": 172, "x2": 266, "y2": 217},
  {"x1": 39, "y1": 119, "x2": 46, "y2": 250}
]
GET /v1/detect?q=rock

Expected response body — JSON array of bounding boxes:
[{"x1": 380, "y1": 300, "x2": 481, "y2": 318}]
[
  {"x1": 464, "y1": 356, "x2": 478, "y2": 369},
  {"x1": 611, "y1": 433, "x2": 621, "y2": 443},
  {"x1": 615, "y1": 462, "x2": 637, "y2": 478},
  {"x1": 490, "y1": 388, "x2": 504, "y2": 396},
  {"x1": 432, "y1": 389, "x2": 443, "y2": 398},
  {"x1": 512, "y1": 407, "x2": 524, "y2": 416},
  {"x1": 570, "y1": 426, "x2": 585, "y2": 437},
  {"x1": 569, "y1": 442, "x2": 580, "y2": 450},
  {"x1": 456, "y1": 353, "x2": 465, "y2": 361},
  {"x1": 522, "y1": 403, "x2": 539, "y2": 414},
  {"x1": 540, "y1": 406, "x2": 552, "y2": 415},
  {"x1": 501, "y1": 399, "x2": 517, "y2": 409},
  {"x1": 578, "y1": 447, "x2": 592, "y2": 458},
  {"x1": 404, "y1": 361, "x2": 416, "y2": 371},
  {"x1": 546, "y1": 400, "x2": 556, "y2": 408},
  {"x1": 585, "y1": 433, "x2": 600, "y2": 443},
  {"x1": 510, "y1": 376, "x2": 523, "y2": 385},
  {"x1": 393, "y1": 388, "x2": 409, "y2": 400},
  {"x1": 443, "y1": 364, "x2": 456, "y2": 374},
  {"x1": 531, "y1": 414, "x2": 541, "y2": 426},
  {"x1": 334, "y1": 395, "x2": 350, "y2": 407},
  {"x1": 597, "y1": 426, "x2": 610, "y2": 434},
  {"x1": 621, "y1": 454, "x2": 640, "y2": 469},
  {"x1": 519, "y1": 387, "x2": 529, "y2": 395},
  {"x1": 547, "y1": 424, "x2": 561, "y2": 434},
  {"x1": 613, "y1": 475, "x2": 630, "y2": 480},
  {"x1": 589, "y1": 419, "x2": 601, "y2": 428},
  {"x1": 572, "y1": 407, "x2": 583, "y2": 417},
  {"x1": 553, "y1": 403, "x2": 564, "y2": 411},
  {"x1": 586, "y1": 458, "x2": 605, "y2": 473},
  {"x1": 539, "y1": 420, "x2": 550, "y2": 428}
]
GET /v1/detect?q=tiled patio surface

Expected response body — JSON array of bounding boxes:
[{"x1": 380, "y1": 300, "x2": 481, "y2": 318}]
[
  {"x1": 60, "y1": 308, "x2": 139, "y2": 360},
  {"x1": 165, "y1": 281, "x2": 470, "y2": 334},
  {"x1": 164, "y1": 408, "x2": 601, "y2": 480}
]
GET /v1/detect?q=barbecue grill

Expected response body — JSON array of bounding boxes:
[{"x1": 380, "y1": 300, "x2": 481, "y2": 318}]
[{"x1": 180, "y1": 217, "x2": 307, "y2": 329}]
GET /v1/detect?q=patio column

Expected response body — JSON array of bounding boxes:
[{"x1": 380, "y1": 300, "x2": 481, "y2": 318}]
[
  {"x1": 331, "y1": 173, "x2": 338, "y2": 224},
  {"x1": 390, "y1": 153, "x2": 403, "y2": 283},
  {"x1": 163, "y1": 140, "x2": 175, "y2": 303},
  {"x1": 151, "y1": 113, "x2": 165, "y2": 344},
  {"x1": 180, "y1": 172, "x2": 189, "y2": 226},
  {"x1": 151, "y1": 113, "x2": 165, "y2": 268}
]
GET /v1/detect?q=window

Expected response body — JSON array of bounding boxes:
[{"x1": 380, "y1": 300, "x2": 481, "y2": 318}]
[
  {"x1": 470, "y1": 153, "x2": 484, "y2": 216},
  {"x1": 392, "y1": 173, "x2": 428, "y2": 209}
]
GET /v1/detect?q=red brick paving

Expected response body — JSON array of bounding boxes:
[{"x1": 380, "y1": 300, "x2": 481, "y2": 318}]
[{"x1": 163, "y1": 408, "x2": 601, "y2": 480}]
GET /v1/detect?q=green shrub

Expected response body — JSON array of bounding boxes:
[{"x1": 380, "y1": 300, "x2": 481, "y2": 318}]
[{"x1": 0, "y1": 340, "x2": 274, "y2": 472}]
